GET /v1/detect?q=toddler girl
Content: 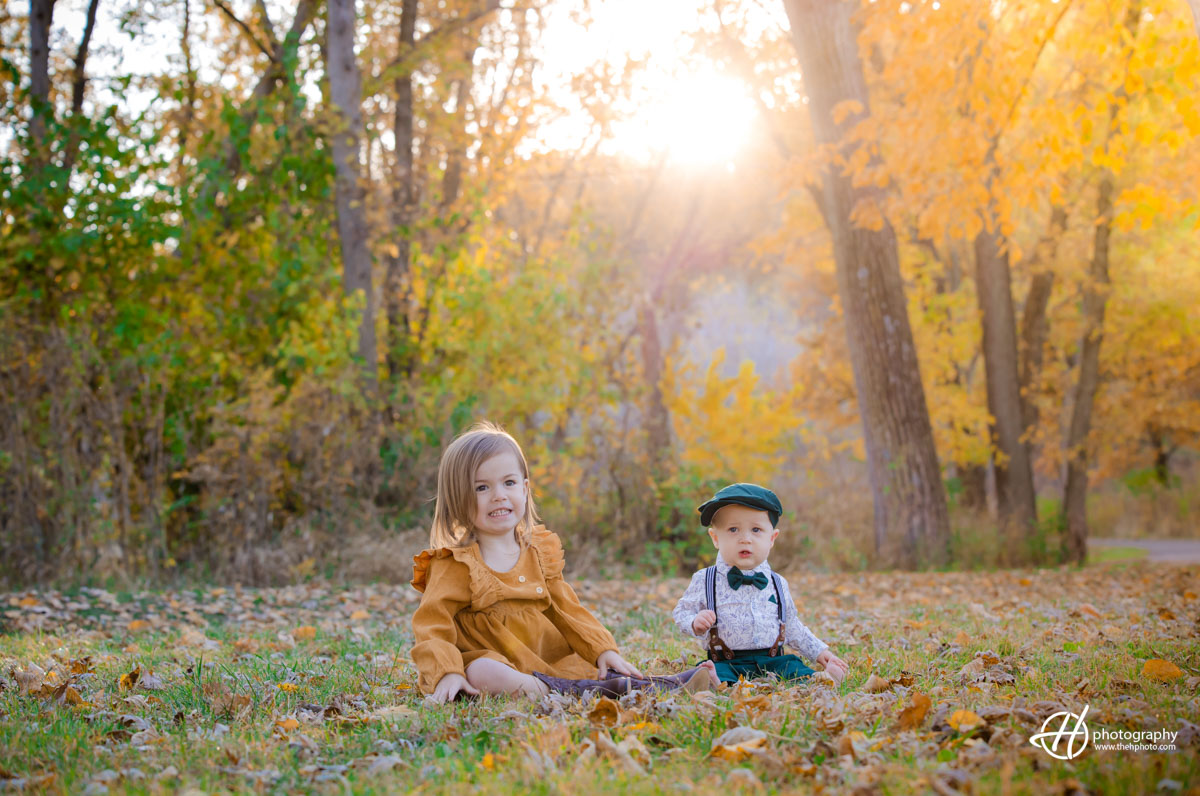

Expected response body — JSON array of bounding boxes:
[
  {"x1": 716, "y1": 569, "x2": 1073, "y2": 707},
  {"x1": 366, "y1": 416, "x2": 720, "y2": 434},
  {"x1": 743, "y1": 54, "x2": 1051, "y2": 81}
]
[{"x1": 411, "y1": 421, "x2": 714, "y2": 702}]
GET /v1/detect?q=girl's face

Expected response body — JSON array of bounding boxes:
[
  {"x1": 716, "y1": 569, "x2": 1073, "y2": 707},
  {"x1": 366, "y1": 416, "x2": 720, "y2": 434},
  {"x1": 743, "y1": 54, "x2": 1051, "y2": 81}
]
[{"x1": 472, "y1": 452, "x2": 529, "y2": 540}]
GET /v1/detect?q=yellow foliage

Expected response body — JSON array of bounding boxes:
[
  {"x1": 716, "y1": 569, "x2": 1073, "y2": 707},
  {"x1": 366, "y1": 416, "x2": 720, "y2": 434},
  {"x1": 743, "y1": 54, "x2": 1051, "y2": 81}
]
[{"x1": 663, "y1": 349, "x2": 806, "y2": 486}]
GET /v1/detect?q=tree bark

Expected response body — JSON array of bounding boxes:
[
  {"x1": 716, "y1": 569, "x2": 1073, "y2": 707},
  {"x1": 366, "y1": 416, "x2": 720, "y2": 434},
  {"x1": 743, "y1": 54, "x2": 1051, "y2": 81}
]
[
  {"x1": 782, "y1": 0, "x2": 950, "y2": 567},
  {"x1": 1062, "y1": 0, "x2": 1141, "y2": 564},
  {"x1": 973, "y1": 193, "x2": 1037, "y2": 531},
  {"x1": 29, "y1": 0, "x2": 56, "y2": 154},
  {"x1": 1062, "y1": 175, "x2": 1113, "y2": 564},
  {"x1": 1018, "y1": 205, "x2": 1067, "y2": 456},
  {"x1": 385, "y1": 0, "x2": 418, "y2": 380},
  {"x1": 637, "y1": 301, "x2": 671, "y2": 477},
  {"x1": 327, "y1": 0, "x2": 378, "y2": 381},
  {"x1": 59, "y1": 0, "x2": 100, "y2": 175}
]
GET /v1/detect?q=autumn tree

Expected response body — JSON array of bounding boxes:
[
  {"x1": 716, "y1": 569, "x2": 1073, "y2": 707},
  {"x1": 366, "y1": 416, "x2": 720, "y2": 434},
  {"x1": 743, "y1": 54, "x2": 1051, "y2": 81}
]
[{"x1": 781, "y1": 0, "x2": 951, "y2": 567}]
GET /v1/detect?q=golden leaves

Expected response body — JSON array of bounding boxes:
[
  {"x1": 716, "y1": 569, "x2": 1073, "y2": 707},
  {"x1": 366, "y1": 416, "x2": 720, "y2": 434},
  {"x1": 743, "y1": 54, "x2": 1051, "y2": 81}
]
[
  {"x1": 895, "y1": 692, "x2": 932, "y2": 731},
  {"x1": 1141, "y1": 659, "x2": 1183, "y2": 682},
  {"x1": 946, "y1": 709, "x2": 985, "y2": 733},
  {"x1": 831, "y1": 99, "x2": 864, "y2": 126},
  {"x1": 293, "y1": 626, "x2": 317, "y2": 641},
  {"x1": 119, "y1": 665, "x2": 141, "y2": 692}
]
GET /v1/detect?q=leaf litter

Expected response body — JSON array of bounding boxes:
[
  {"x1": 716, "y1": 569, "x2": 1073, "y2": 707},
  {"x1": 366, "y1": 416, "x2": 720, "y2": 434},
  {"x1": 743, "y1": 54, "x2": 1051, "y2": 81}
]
[{"x1": 0, "y1": 565, "x2": 1197, "y2": 792}]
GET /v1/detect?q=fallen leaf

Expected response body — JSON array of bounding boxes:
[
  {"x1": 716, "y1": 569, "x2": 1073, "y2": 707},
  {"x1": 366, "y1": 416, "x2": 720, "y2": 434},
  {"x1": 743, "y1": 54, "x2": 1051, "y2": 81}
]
[
  {"x1": 1142, "y1": 659, "x2": 1184, "y2": 682},
  {"x1": 275, "y1": 717, "x2": 300, "y2": 732},
  {"x1": 711, "y1": 727, "x2": 768, "y2": 762},
  {"x1": 586, "y1": 696, "x2": 632, "y2": 728},
  {"x1": 1078, "y1": 603, "x2": 1101, "y2": 619},
  {"x1": 128, "y1": 619, "x2": 151, "y2": 632},
  {"x1": 953, "y1": 630, "x2": 970, "y2": 646},
  {"x1": 947, "y1": 709, "x2": 985, "y2": 732},
  {"x1": 863, "y1": 674, "x2": 893, "y2": 693},
  {"x1": 349, "y1": 610, "x2": 370, "y2": 621},
  {"x1": 958, "y1": 658, "x2": 985, "y2": 679},
  {"x1": 896, "y1": 692, "x2": 932, "y2": 730},
  {"x1": 294, "y1": 626, "x2": 317, "y2": 641},
  {"x1": 370, "y1": 705, "x2": 416, "y2": 723},
  {"x1": 119, "y1": 665, "x2": 141, "y2": 692},
  {"x1": 14, "y1": 664, "x2": 46, "y2": 694}
]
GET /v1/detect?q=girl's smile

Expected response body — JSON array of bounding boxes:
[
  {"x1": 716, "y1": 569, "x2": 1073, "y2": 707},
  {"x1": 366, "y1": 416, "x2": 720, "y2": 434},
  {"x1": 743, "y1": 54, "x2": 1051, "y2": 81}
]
[{"x1": 473, "y1": 452, "x2": 528, "y2": 537}]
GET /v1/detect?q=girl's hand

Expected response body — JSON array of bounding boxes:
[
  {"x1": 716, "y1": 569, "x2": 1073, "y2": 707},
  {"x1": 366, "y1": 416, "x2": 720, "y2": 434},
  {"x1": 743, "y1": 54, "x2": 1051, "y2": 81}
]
[
  {"x1": 691, "y1": 610, "x2": 717, "y2": 634},
  {"x1": 816, "y1": 650, "x2": 849, "y2": 684},
  {"x1": 429, "y1": 673, "x2": 479, "y2": 704},
  {"x1": 596, "y1": 650, "x2": 644, "y2": 679}
]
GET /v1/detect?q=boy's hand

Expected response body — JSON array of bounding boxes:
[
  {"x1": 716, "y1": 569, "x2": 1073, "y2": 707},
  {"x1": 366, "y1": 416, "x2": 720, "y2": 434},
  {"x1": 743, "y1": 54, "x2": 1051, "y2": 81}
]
[
  {"x1": 816, "y1": 650, "x2": 848, "y2": 684},
  {"x1": 597, "y1": 650, "x2": 644, "y2": 679},
  {"x1": 691, "y1": 610, "x2": 717, "y2": 634},
  {"x1": 429, "y1": 673, "x2": 479, "y2": 704}
]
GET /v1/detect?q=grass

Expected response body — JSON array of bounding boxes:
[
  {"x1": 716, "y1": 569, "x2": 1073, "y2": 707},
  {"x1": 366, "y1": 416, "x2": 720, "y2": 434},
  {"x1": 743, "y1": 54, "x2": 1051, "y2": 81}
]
[
  {"x1": 1, "y1": 562, "x2": 1198, "y2": 793},
  {"x1": 1086, "y1": 545, "x2": 1149, "y2": 564}
]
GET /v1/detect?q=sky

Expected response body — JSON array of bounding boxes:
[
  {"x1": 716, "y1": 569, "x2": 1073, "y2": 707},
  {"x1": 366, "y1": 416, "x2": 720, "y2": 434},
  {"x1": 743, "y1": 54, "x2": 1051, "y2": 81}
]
[{"x1": 37, "y1": 0, "x2": 768, "y2": 168}]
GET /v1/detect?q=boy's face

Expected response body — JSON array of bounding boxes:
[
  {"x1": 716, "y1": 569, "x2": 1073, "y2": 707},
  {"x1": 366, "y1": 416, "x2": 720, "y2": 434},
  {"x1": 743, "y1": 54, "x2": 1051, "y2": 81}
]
[{"x1": 708, "y1": 504, "x2": 779, "y2": 571}]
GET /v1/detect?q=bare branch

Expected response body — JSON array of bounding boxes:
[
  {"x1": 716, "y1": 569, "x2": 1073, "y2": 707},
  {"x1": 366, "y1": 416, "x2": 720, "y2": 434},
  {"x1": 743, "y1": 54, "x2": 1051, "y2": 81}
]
[{"x1": 212, "y1": 0, "x2": 274, "y2": 59}]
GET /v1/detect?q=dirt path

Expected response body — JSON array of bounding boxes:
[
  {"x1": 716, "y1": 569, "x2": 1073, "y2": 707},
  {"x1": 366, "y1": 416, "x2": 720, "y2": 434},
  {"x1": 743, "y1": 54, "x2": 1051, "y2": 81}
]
[{"x1": 1091, "y1": 537, "x2": 1200, "y2": 564}]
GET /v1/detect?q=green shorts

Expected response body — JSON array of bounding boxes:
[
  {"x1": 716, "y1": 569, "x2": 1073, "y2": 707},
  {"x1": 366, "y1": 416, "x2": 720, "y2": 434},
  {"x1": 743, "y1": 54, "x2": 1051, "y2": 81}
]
[{"x1": 709, "y1": 652, "x2": 815, "y2": 684}]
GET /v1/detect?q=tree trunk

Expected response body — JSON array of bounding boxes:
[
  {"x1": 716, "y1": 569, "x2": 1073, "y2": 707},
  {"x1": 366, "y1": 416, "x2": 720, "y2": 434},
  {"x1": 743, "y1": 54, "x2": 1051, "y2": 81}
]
[
  {"x1": 385, "y1": 0, "x2": 418, "y2": 380},
  {"x1": 29, "y1": 0, "x2": 56, "y2": 153},
  {"x1": 327, "y1": 0, "x2": 378, "y2": 381},
  {"x1": 1188, "y1": 0, "x2": 1200, "y2": 40},
  {"x1": 1062, "y1": 0, "x2": 1140, "y2": 564},
  {"x1": 973, "y1": 196, "x2": 1037, "y2": 531},
  {"x1": 782, "y1": 0, "x2": 950, "y2": 567},
  {"x1": 1062, "y1": 175, "x2": 1113, "y2": 564},
  {"x1": 637, "y1": 301, "x2": 671, "y2": 478},
  {"x1": 958, "y1": 463, "x2": 988, "y2": 511},
  {"x1": 1018, "y1": 206, "x2": 1067, "y2": 444},
  {"x1": 1151, "y1": 428, "x2": 1172, "y2": 486}
]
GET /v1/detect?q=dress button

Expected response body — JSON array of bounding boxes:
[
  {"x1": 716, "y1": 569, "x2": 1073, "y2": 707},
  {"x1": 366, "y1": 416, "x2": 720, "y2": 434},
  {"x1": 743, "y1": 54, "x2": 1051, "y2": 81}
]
[
  {"x1": 536, "y1": 587, "x2": 544, "y2": 594},
  {"x1": 518, "y1": 575, "x2": 526, "y2": 583}
]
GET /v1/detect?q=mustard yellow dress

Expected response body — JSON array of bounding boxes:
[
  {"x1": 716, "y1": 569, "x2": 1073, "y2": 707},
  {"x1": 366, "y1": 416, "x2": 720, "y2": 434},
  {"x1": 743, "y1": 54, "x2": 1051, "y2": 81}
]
[{"x1": 410, "y1": 525, "x2": 618, "y2": 694}]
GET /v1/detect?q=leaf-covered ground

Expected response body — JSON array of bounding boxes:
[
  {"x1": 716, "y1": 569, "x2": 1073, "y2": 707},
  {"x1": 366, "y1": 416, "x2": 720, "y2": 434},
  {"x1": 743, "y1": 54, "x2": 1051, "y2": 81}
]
[{"x1": 2, "y1": 563, "x2": 1198, "y2": 794}]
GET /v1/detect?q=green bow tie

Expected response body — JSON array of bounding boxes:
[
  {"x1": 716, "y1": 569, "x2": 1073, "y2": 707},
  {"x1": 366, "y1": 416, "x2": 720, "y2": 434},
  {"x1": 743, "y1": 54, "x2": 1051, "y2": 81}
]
[{"x1": 727, "y1": 568, "x2": 768, "y2": 590}]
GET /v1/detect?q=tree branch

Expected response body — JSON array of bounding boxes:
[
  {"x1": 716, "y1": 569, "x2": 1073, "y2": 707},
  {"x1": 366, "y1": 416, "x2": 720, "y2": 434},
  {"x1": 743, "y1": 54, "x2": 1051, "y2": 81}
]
[{"x1": 212, "y1": 0, "x2": 274, "y2": 59}]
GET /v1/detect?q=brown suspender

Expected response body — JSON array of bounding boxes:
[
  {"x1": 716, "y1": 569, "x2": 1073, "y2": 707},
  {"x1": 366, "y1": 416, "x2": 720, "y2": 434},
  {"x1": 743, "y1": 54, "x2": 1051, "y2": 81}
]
[{"x1": 704, "y1": 567, "x2": 785, "y2": 659}]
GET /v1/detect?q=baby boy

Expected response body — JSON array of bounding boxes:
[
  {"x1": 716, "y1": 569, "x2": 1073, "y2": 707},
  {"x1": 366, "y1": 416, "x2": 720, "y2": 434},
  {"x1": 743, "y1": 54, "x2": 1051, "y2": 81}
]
[{"x1": 672, "y1": 483, "x2": 848, "y2": 684}]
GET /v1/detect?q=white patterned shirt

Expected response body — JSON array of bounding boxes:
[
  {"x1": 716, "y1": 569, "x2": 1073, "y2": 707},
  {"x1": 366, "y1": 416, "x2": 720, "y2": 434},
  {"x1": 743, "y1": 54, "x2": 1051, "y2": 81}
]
[{"x1": 672, "y1": 557, "x2": 828, "y2": 662}]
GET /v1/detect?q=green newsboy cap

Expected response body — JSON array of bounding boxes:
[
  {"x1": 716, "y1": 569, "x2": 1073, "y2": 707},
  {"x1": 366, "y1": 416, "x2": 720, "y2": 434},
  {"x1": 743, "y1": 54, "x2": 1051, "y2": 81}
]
[{"x1": 697, "y1": 483, "x2": 783, "y2": 527}]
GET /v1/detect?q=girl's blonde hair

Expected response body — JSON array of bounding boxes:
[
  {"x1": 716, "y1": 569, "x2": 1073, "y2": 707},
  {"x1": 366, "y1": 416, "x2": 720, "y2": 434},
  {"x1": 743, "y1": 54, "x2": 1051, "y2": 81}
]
[{"x1": 430, "y1": 421, "x2": 539, "y2": 548}]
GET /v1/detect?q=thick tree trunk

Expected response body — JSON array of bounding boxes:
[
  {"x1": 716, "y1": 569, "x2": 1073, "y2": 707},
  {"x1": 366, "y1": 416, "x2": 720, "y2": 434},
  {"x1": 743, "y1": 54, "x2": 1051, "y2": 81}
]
[
  {"x1": 1018, "y1": 206, "x2": 1067, "y2": 442},
  {"x1": 440, "y1": 66, "x2": 474, "y2": 210},
  {"x1": 1188, "y1": 0, "x2": 1200, "y2": 40},
  {"x1": 29, "y1": 0, "x2": 56, "y2": 154},
  {"x1": 973, "y1": 197, "x2": 1037, "y2": 531},
  {"x1": 782, "y1": 0, "x2": 950, "y2": 567},
  {"x1": 1062, "y1": 0, "x2": 1140, "y2": 564},
  {"x1": 1062, "y1": 175, "x2": 1113, "y2": 563},
  {"x1": 327, "y1": 0, "x2": 378, "y2": 381},
  {"x1": 385, "y1": 0, "x2": 418, "y2": 380}
]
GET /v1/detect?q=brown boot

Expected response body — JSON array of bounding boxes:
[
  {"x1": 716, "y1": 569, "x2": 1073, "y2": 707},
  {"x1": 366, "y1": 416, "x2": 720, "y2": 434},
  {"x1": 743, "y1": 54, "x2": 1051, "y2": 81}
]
[
  {"x1": 647, "y1": 666, "x2": 717, "y2": 694},
  {"x1": 531, "y1": 671, "x2": 641, "y2": 698},
  {"x1": 532, "y1": 667, "x2": 716, "y2": 699}
]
